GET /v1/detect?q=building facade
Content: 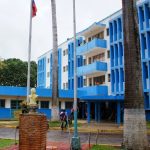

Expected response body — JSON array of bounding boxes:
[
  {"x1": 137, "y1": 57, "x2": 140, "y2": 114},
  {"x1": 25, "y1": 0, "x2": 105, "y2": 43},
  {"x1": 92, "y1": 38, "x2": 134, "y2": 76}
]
[
  {"x1": 0, "y1": 0, "x2": 150, "y2": 124},
  {"x1": 36, "y1": 0, "x2": 150, "y2": 124}
]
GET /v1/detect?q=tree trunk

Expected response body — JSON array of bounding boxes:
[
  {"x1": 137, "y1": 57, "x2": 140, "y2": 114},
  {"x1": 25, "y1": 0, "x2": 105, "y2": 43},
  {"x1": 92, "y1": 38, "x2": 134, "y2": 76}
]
[
  {"x1": 51, "y1": 0, "x2": 59, "y2": 121},
  {"x1": 122, "y1": 0, "x2": 148, "y2": 149}
]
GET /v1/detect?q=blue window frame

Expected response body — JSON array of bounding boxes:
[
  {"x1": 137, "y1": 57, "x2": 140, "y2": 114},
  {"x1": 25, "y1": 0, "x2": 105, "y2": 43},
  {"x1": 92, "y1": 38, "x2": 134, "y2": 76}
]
[
  {"x1": 11, "y1": 100, "x2": 22, "y2": 109},
  {"x1": 41, "y1": 101, "x2": 49, "y2": 109},
  {"x1": 0, "y1": 100, "x2": 5, "y2": 108}
]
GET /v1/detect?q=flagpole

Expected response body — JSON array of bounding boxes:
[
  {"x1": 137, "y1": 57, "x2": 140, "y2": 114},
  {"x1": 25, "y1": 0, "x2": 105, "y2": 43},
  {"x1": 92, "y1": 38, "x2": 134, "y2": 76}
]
[
  {"x1": 27, "y1": 0, "x2": 33, "y2": 102},
  {"x1": 71, "y1": 0, "x2": 81, "y2": 149}
]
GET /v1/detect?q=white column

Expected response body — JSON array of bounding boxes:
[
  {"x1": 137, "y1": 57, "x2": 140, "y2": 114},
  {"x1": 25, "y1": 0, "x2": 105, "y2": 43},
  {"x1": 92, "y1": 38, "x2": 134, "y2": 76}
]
[
  {"x1": 5, "y1": 99, "x2": 11, "y2": 108},
  {"x1": 49, "y1": 101, "x2": 52, "y2": 109},
  {"x1": 61, "y1": 101, "x2": 65, "y2": 109},
  {"x1": 87, "y1": 77, "x2": 89, "y2": 86}
]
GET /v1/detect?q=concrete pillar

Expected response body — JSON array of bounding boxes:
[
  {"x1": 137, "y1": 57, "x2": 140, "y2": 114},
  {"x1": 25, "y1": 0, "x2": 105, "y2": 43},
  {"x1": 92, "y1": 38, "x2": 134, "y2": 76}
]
[
  {"x1": 87, "y1": 102, "x2": 91, "y2": 123},
  {"x1": 82, "y1": 103, "x2": 84, "y2": 119},
  {"x1": 39, "y1": 101, "x2": 41, "y2": 109},
  {"x1": 117, "y1": 101, "x2": 121, "y2": 126},
  {"x1": 98, "y1": 103, "x2": 101, "y2": 123},
  {"x1": 87, "y1": 77, "x2": 89, "y2": 86},
  {"x1": 5, "y1": 99, "x2": 11, "y2": 108},
  {"x1": 61, "y1": 101, "x2": 65, "y2": 110},
  {"x1": 49, "y1": 101, "x2": 52, "y2": 109},
  {"x1": 95, "y1": 103, "x2": 98, "y2": 122}
]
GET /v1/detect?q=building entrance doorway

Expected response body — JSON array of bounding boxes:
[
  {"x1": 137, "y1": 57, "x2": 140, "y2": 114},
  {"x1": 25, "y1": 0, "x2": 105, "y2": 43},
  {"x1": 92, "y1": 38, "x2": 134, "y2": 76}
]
[{"x1": 100, "y1": 102, "x2": 116, "y2": 122}]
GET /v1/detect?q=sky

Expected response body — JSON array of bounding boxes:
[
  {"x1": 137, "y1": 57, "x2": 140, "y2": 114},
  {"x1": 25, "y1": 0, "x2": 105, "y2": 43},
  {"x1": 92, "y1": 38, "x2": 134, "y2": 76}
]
[{"x1": 0, "y1": 0, "x2": 122, "y2": 62}]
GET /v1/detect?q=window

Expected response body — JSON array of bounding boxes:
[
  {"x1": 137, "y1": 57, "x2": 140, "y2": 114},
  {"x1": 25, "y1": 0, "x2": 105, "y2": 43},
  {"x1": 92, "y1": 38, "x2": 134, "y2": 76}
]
[
  {"x1": 107, "y1": 51, "x2": 110, "y2": 58},
  {"x1": 66, "y1": 83, "x2": 68, "y2": 89},
  {"x1": 63, "y1": 50, "x2": 65, "y2": 56},
  {"x1": 99, "y1": 31, "x2": 104, "y2": 39},
  {"x1": 63, "y1": 49, "x2": 68, "y2": 56},
  {"x1": 83, "y1": 59, "x2": 87, "y2": 65},
  {"x1": 88, "y1": 57, "x2": 92, "y2": 64},
  {"x1": 83, "y1": 79, "x2": 87, "y2": 86},
  {"x1": 47, "y1": 72, "x2": 50, "y2": 77},
  {"x1": 94, "y1": 76, "x2": 105, "y2": 85},
  {"x1": 63, "y1": 83, "x2": 65, "y2": 89},
  {"x1": 93, "y1": 53, "x2": 105, "y2": 62},
  {"x1": 47, "y1": 58, "x2": 50, "y2": 63},
  {"x1": 89, "y1": 78, "x2": 92, "y2": 86},
  {"x1": 106, "y1": 28, "x2": 109, "y2": 36},
  {"x1": 65, "y1": 102, "x2": 73, "y2": 109},
  {"x1": 66, "y1": 65, "x2": 68, "y2": 71},
  {"x1": 63, "y1": 66, "x2": 68, "y2": 72},
  {"x1": 0, "y1": 100, "x2": 5, "y2": 108},
  {"x1": 88, "y1": 37, "x2": 92, "y2": 42},
  {"x1": 65, "y1": 49, "x2": 68, "y2": 55},
  {"x1": 100, "y1": 53, "x2": 105, "y2": 61},
  {"x1": 90, "y1": 32, "x2": 104, "y2": 40},
  {"x1": 11, "y1": 100, "x2": 22, "y2": 109},
  {"x1": 108, "y1": 74, "x2": 111, "y2": 82},
  {"x1": 63, "y1": 66, "x2": 65, "y2": 72},
  {"x1": 41, "y1": 101, "x2": 49, "y2": 109}
]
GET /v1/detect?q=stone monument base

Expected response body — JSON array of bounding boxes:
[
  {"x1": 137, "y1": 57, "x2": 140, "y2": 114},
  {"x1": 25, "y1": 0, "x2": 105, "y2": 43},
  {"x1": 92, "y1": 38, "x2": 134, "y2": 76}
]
[{"x1": 19, "y1": 114, "x2": 48, "y2": 150}]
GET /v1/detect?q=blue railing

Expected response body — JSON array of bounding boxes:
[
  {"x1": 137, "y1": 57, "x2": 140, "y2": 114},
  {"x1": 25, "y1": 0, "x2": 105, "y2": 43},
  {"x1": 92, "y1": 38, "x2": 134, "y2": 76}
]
[
  {"x1": 77, "y1": 38, "x2": 107, "y2": 55},
  {"x1": 0, "y1": 86, "x2": 107, "y2": 99},
  {"x1": 77, "y1": 61, "x2": 107, "y2": 76},
  {"x1": 78, "y1": 85, "x2": 108, "y2": 97}
]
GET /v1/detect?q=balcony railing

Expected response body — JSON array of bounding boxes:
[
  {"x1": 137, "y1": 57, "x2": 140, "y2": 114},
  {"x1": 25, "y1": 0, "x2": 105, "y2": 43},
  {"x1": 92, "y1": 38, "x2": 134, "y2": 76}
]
[
  {"x1": 78, "y1": 85, "x2": 108, "y2": 97},
  {"x1": 77, "y1": 61, "x2": 107, "y2": 76},
  {"x1": 77, "y1": 38, "x2": 107, "y2": 56}
]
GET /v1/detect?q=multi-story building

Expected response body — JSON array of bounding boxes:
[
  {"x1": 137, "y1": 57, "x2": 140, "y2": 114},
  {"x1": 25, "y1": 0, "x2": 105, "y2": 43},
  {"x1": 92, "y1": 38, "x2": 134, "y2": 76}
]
[
  {"x1": 0, "y1": 0, "x2": 149, "y2": 125},
  {"x1": 36, "y1": 0, "x2": 150, "y2": 124}
]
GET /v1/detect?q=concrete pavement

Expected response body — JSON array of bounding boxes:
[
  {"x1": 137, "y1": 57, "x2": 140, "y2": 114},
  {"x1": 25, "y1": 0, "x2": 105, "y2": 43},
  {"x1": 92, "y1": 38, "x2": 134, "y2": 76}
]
[
  {"x1": 0, "y1": 128, "x2": 122, "y2": 150},
  {"x1": 0, "y1": 120, "x2": 124, "y2": 134}
]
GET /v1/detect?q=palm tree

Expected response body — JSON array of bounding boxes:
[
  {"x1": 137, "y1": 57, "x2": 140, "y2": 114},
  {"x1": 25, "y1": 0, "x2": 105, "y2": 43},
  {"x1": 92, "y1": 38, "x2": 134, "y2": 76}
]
[
  {"x1": 122, "y1": 0, "x2": 148, "y2": 149},
  {"x1": 51, "y1": 0, "x2": 59, "y2": 121}
]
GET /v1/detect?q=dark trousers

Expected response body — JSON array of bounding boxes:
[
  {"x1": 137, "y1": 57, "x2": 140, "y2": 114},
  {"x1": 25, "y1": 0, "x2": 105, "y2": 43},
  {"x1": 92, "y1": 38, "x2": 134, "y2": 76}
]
[{"x1": 61, "y1": 120, "x2": 67, "y2": 130}]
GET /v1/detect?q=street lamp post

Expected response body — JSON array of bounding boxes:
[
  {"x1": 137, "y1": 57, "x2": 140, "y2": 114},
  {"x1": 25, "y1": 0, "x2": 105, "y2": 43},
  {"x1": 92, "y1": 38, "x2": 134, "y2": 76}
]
[{"x1": 71, "y1": 0, "x2": 81, "y2": 149}]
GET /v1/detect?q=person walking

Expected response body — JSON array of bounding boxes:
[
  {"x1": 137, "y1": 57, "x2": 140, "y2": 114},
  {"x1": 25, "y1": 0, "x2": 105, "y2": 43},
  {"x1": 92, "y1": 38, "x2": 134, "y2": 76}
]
[{"x1": 60, "y1": 110, "x2": 67, "y2": 130}]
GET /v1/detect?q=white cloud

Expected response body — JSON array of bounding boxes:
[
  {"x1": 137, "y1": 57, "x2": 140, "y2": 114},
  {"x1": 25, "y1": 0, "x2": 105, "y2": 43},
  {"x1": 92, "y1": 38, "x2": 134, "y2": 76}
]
[{"x1": 0, "y1": 0, "x2": 122, "y2": 61}]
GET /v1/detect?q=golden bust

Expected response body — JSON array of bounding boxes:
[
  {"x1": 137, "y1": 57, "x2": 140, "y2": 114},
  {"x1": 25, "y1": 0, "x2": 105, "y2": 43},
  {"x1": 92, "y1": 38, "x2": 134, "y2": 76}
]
[{"x1": 29, "y1": 88, "x2": 38, "y2": 106}]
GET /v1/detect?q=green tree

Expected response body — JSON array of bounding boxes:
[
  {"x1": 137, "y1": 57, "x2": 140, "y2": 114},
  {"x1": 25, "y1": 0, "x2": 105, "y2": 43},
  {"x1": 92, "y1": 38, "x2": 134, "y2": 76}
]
[
  {"x1": 0, "y1": 59, "x2": 6, "y2": 69},
  {"x1": 0, "y1": 58, "x2": 37, "y2": 87},
  {"x1": 122, "y1": 0, "x2": 148, "y2": 149},
  {"x1": 51, "y1": 0, "x2": 59, "y2": 121}
]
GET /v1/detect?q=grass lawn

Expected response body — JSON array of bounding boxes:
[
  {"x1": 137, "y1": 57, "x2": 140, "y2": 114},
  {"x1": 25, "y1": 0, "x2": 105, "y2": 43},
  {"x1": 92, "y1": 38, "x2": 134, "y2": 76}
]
[
  {"x1": 49, "y1": 121, "x2": 61, "y2": 127},
  {"x1": 91, "y1": 145, "x2": 119, "y2": 150},
  {"x1": 147, "y1": 121, "x2": 150, "y2": 129},
  {"x1": 48, "y1": 121, "x2": 82, "y2": 128},
  {"x1": 0, "y1": 139, "x2": 17, "y2": 149}
]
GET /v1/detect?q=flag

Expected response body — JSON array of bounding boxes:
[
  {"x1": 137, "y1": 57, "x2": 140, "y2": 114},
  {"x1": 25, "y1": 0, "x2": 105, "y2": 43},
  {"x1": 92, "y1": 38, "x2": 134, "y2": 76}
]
[{"x1": 32, "y1": 0, "x2": 37, "y2": 17}]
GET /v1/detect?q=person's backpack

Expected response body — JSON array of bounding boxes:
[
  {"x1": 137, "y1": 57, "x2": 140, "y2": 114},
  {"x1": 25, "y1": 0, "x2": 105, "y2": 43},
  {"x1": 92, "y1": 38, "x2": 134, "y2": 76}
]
[{"x1": 60, "y1": 112, "x2": 66, "y2": 121}]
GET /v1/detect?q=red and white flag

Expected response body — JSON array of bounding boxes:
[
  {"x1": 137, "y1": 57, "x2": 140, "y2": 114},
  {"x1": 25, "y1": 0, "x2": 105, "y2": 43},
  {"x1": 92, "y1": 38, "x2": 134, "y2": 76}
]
[{"x1": 32, "y1": 0, "x2": 37, "y2": 17}]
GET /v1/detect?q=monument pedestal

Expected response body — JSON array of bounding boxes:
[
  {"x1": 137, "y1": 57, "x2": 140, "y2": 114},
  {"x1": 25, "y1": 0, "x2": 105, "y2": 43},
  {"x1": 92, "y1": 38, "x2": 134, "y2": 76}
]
[{"x1": 19, "y1": 114, "x2": 48, "y2": 150}]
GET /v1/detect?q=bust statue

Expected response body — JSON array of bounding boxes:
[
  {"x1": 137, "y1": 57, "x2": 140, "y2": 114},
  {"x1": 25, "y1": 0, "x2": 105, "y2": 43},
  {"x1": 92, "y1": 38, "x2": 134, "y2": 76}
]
[{"x1": 29, "y1": 88, "x2": 38, "y2": 106}]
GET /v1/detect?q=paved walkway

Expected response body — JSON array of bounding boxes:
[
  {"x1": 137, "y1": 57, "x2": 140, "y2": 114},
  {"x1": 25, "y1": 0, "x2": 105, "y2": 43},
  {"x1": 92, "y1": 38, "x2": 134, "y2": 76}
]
[
  {"x1": 0, "y1": 120, "x2": 124, "y2": 133},
  {"x1": 0, "y1": 120, "x2": 148, "y2": 149}
]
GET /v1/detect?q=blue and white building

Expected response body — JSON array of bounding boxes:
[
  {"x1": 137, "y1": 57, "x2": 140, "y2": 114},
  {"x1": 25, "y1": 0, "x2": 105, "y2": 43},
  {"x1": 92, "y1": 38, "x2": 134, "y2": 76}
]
[{"x1": 0, "y1": 0, "x2": 150, "y2": 125}]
